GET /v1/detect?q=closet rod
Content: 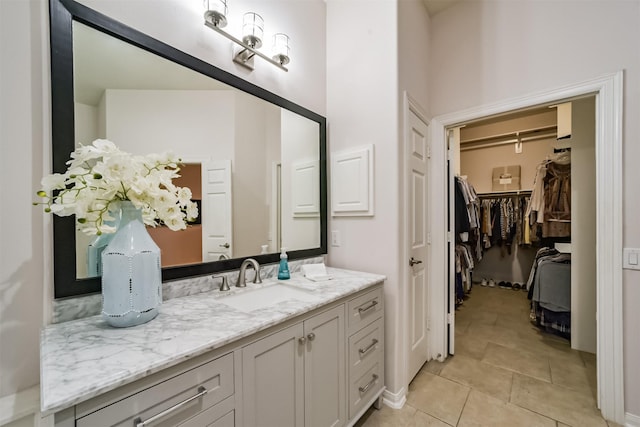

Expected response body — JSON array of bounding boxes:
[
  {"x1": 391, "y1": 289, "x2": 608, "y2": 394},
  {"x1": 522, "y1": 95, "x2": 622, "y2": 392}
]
[
  {"x1": 460, "y1": 132, "x2": 557, "y2": 152},
  {"x1": 477, "y1": 190, "x2": 532, "y2": 198},
  {"x1": 460, "y1": 124, "x2": 557, "y2": 145}
]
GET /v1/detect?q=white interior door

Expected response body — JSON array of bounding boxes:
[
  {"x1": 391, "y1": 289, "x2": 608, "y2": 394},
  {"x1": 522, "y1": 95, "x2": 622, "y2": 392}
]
[
  {"x1": 407, "y1": 106, "x2": 430, "y2": 382},
  {"x1": 202, "y1": 160, "x2": 232, "y2": 262}
]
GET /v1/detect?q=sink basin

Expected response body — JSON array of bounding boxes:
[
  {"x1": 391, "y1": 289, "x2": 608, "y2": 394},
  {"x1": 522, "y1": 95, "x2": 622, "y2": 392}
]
[{"x1": 217, "y1": 284, "x2": 321, "y2": 312}]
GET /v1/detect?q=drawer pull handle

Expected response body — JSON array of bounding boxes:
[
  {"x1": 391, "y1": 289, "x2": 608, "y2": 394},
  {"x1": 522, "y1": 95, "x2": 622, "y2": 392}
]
[
  {"x1": 358, "y1": 300, "x2": 378, "y2": 314},
  {"x1": 359, "y1": 374, "x2": 379, "y2": 394},
  {"x1": 134, "y1": 386, "x2": 208, "y2": 427},
  {"x1": 307, "y1": 332, "x2": 316, "y2": 341},
  {"x1": 359, "y1": 338, "x2": 379, "y2": 356}
]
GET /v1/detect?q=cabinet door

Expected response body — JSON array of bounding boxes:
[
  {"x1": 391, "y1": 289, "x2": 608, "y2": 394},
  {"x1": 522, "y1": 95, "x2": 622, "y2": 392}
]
[
  {"x1": 242, "y1": 323, "x2": 305, "y2": 427},
  {"x1": 304, "y1": 305, "x2": 346, "y2": 427}
]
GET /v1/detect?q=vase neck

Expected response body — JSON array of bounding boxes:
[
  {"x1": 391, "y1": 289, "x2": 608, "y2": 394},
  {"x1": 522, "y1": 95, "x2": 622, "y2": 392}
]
[{"x1": 118, "y1": 201, "x2": 143, "y2": 225}]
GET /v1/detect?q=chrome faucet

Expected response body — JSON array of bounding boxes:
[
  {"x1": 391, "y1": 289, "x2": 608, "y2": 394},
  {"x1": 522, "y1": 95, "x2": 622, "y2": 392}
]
[
  {"x1": 212, "y1": 275, "x2": 230, "y2": 291},
  {"x1": 236, "y1": 258, "x2": 262, "y2": 287}
]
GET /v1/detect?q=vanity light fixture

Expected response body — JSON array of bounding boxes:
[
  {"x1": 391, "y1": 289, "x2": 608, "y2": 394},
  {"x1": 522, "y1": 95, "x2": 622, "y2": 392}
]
[{"x1": 203, "y1": 1, "x2": 290, "y2": 72}]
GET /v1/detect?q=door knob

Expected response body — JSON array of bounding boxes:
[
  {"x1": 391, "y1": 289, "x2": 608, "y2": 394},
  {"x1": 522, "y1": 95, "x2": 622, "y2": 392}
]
[
  {"x1": 409, "y1": 257, "x2": 423, "y2": 266},
  {"x1": 219, "y1": 243, "x2": 230, "y2": 249},
  {"x1": 307, "y1": 332, "x2": 316, "y2": 341}
]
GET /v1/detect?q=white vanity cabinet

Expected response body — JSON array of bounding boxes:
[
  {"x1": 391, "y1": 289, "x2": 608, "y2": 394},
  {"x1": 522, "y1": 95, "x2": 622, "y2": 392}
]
[
  {"x1": 51, "y1": 281, "x2": 385, "y2": 427},
  {"x1": 346, "y1": 287, "x2": 385, "y2": 421},
  {"x1": 55, "y1": 352, "x2": 236, "y2": 427},
  {"x1": 241, "y1": 304, "x2": 346, "y2": 427}
]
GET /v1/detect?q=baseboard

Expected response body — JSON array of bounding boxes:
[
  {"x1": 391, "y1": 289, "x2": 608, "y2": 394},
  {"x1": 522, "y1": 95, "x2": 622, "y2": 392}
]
[
  {"x1": 0, "y1": 386, "x2": 39, "y2": 426},
  {"x1": 382, "y1": 386, "x2": 406, "y2": 409},
  {"x1": 626, "y1": 412, "x2": 640, "y2": 427}
]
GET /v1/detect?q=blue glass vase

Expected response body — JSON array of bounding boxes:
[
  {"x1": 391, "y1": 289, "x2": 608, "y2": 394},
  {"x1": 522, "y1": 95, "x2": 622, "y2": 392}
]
[
  {"x1": 101, "y1": 201, "x2": 162, "y2": 327},
  {"x1": 86, "y1": 209, "x2": 121, "y2": 278}
]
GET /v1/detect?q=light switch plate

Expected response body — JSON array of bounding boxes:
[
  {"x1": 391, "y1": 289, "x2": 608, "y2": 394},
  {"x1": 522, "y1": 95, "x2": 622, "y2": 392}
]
[
  {"x1": 623, "y1": 248, "x2": 640, "y2": 270},
  {"x1": 331, "y1": 230, "x2": 341, "y2": 247}
]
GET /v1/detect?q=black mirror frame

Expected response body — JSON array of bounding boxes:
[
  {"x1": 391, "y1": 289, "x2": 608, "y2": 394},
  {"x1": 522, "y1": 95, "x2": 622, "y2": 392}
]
[{"x1": 49, "y1": 0, "x2": 327, "y2": 299}]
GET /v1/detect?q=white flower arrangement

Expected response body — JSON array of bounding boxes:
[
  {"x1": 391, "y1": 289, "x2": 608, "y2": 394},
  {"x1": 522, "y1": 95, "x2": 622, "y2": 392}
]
[{"x1": 35, "y1": 139, "x2": 199, "y2": 235}]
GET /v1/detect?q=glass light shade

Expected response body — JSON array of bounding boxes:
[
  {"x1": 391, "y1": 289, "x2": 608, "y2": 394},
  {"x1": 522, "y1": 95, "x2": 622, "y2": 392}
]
[
  {"x1": 272, "y1": 33, "x2": 290, "y2": 65},
  {"x1": 242, "y1": 12, "x2": 264, "y2": 49},
  {"x1": 203, "y1": 0, "x2": 228, "y2": 28}
]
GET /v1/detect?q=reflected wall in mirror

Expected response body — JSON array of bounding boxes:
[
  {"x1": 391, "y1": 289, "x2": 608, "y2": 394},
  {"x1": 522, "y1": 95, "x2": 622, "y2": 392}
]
[{"x1": 51, "y1": 0, "x2": 326, "y2": 298}]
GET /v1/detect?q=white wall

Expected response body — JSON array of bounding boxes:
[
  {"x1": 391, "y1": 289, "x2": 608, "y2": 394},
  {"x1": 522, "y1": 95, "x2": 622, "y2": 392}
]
[
  {"x1": 233, "y1": 92, "x2": 270, "y2": 256},
  {"x1": 397, "y1": 0, "x2": 432, "y2": 395},
  {"x1": 571, "y1": 96, "x2": 596, "y2": 354},
  {"x1": 76, "y1": 0, "x2": 326, "y2": 117},
  {"x1": 325, "y1": 0, "x2": 431, "y2": 403},
  {"x1": 428, "y1": 0, "x2": 640, "y2": 416},
  {"x1": 264, "y1": 107, "x2": 282, "y2": 252},
  {"x1": 460, "y1": 137, "x2": 556, "y2": 193},
  {"x1": 0, "y1": 0, "x2": 326, "y2": 417},
  {"x1": 0, "y1": 0, "x2": 47, "y2": 403},
  {"x1": 281, "y1": 109, "x2": 321, "y2": 252},
  {"x1": 74, "y1": 102, "x2": 99, "y2": 146},
  {"x1": 103, "y1": 89, "x2": 235, "y2": 160}
]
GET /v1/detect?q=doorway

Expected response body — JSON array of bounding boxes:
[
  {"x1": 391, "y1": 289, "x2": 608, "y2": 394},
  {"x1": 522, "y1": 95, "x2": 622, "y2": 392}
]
[{"x1": 426, "y1": 72, "x2": 624, "y2": 423}]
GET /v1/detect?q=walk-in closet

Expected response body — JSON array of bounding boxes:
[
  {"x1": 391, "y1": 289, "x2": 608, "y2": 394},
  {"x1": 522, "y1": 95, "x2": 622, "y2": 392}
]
[{"x1": 450, "y1": 97, "x2": 597, "y2": 368}]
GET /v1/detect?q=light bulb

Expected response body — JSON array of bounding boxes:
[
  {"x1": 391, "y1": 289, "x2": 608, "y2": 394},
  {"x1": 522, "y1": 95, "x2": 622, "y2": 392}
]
[
  {"x1": 242, "y1": 12, "x2": 264, "y2": 48},
  {"x1": 203, "y1": 0, "x2": 228, "y2": 27},
  {"x1": 272, "y1": 33, "x2": 290, "y2": 65}
]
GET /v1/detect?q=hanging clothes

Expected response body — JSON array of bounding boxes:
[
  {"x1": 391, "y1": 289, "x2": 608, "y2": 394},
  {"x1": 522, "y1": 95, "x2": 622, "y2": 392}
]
[
  {"x1": 526, "y1": 153, "x2": 572, "y2": 240},
  {"x1": 455, "y1": 176, "x2": 482, "y2": 260},
  {"x1": 541, "y1": 162, "x2": 571, "y2": 238},
  {"x1": 526, "y1": 247, "x2": 571, "y2": 338},
  {"x1": 477, "y1": 194, "x2": 531, "y2": 257}
]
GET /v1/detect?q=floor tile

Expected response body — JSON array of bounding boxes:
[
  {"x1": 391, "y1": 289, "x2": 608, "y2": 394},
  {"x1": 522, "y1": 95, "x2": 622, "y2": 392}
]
[
  {"x1": 458, "y1": 390, "x2": 556, "y2": 427},
  {"x1": 581, "y1": 350, "x2": 597, "y2": 367},
  {"x1": 354, "y1": 402, "x2": 417, "y2": 427},
  {"x1": 408, "y1": 410, "x2": 453, "y2": 427},
  {"x1": 455, "y1": 318, "x2": 472, "y2": 334},
  {"x1": 407, "y1": 372, "x2": 470, "y2": 426},
  {"x1": 453, "y1": 333, "x2": 490, "y2": 360},
  {"x1": 440, "y1": 354, "x2": 513, "y2": 402},
  {"x1": 420, "y1": 359, "x2": 451, "y2": 376},
  {"x1": 549, "y1": 356, "x2": 594, "y2": 398},
  {"x1": 461, "y1": 309, "x2": 498, "y2": 326},
  {"x1": 510, "y1": 374, "x2": 607, "y2": 427},
  {"x1": 482, "y1": 342, "x2": 551, "y2": 382}
]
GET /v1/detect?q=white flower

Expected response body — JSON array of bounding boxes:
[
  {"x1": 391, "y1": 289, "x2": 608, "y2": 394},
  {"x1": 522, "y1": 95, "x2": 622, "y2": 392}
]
[{"x1": 35, "y1": 139, "x2": 197, "y2": 235}]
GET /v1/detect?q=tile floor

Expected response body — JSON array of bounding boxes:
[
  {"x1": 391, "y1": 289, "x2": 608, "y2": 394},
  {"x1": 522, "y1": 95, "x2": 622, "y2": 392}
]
[{"x1": 355, "y1": 285, "x2": 619, "y2": 427}]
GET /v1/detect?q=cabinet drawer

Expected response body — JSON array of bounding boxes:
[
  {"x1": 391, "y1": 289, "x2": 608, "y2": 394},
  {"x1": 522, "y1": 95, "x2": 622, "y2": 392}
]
[
  {"x1": 348, "y1": 318, "x2": 383, "y2": 378},
  {"x1": 77, "y1": 353, "x2": 234, "y2": 427},
  {"x1": 349, "y1": 362, "x2": 383, "y2": 419},
  {"x1": 347, "y1": 287, "x2": 383, "y2": 333},
  {"x1": 178, "y1": 395, "x2": 234, "y2": 427}
]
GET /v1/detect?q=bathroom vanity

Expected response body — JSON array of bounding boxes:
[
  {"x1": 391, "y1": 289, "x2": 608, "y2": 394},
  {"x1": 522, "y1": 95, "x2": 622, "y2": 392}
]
[{"x1": 42, "y1": 268, "x2": 385, "y2": 426}]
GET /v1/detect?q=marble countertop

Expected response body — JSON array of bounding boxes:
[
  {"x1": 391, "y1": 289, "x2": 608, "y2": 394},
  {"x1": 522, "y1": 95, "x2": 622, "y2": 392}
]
[{"x1": 40, "y1": 267, "x2": 385, "y2": 415}]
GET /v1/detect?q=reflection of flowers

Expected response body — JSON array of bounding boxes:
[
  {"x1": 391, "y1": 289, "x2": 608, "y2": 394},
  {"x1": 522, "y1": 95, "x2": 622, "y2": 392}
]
[{"x1": 35, "y1": 139, "x2": 198, "y2": 235}]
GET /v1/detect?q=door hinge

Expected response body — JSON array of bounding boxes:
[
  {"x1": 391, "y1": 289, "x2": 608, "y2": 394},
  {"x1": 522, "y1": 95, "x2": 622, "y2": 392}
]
[
  {"x1": 447, "y1": 149, "x2": 452, "y2": 161},
  {"x1": 427, "y1": 232, "x2": 432, "y2": 245},
  {"x1": 427, "y1": 145, "x2": 432, "y2": 159},
  {"x1": 447, "y1": 231, "x2": 453, "y2": 242},
  {"x1": 426, "y1": 318, "x2": 431, "y2": 330},
  {"x1": 447, "y1": 313, "x2": 454, "y2": 324}
]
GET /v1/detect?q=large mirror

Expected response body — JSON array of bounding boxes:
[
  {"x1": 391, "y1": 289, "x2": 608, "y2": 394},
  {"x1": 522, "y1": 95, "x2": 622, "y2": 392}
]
[{"x1": 50, "y1": 0, "x2": 327, "y2": 298}]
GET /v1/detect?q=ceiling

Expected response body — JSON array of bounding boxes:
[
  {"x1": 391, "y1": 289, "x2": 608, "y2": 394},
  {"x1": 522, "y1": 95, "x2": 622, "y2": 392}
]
[{"x1": 422, "y1": 0, "x2": 461, "y2": 16}]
